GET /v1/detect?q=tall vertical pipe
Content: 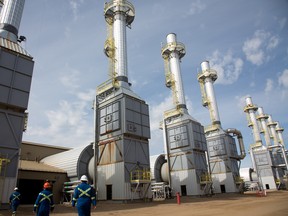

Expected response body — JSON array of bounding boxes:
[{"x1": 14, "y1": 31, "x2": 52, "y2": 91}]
[
  {"x1": 104, "y1": 0, "x2": 135, "y2": 87},
  {"x1": 267, "y1": 115, "x2": 279, "y2": 146},
  {"x1": 0, "y1": 0, "x2": 25, "y2": 42},
  {"x1": 114, "y1": 5, "x2": 127, "y2": 79},
  {"x1": 276, "y1": 122, "x2": 285, "y2": 147},
  {"x1": 244, "y1": 97, "x2": 262, "y2": 145},
  {"x1": 198, "y1": 61, "x2": 221, "y2": 125},
  {"x1": 257, "y1": 107, "x2": 271, "y2": 147},
  {"x1": 161, "y1": 33, "x2": 186, "y2": 109}
]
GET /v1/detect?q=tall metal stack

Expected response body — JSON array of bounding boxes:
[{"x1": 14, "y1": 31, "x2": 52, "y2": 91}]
[
  {"x1": 161, "y1": 33, "x2": 209, "y2": 196},
  {"x1": 0, "y1": 0, "x2": 34, "y2": 207},
  {"x1": 244, "y1": 97, "x2": 277, "y2": 190},
  {"x1": 94, "y1": 0, "x2": 151, "y2": 200},
  {"x1": 266, "y1": 115, "x2": 288, "y2": 186},
  {"x1": 197, "y1": 61, "x2": 245, "y2": 193}
]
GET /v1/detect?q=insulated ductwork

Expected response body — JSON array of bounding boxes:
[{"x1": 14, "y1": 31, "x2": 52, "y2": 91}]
[
  {"x1": 225, "y1": 128, "x2": 246, "y2": 159},
  {"x1": 150, "y1": 154, "x2": 168, "y2": 182},
  {"x1": 41, "y1": 144, "x2": 94, "y2": 182}
]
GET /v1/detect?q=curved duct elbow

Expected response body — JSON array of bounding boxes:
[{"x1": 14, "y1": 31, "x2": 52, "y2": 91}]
[
  {"x1": 150, "y1": 154, "x2": 168, "y2": 183},
  {"x1": 225, "y1": 128, "x2": 246, "y2": 159}
]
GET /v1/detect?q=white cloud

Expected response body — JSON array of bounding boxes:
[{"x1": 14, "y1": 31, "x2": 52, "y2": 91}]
[
  {"x1": 188, "y1": 0, "x2": 206, "y2": 15},
  {"x1": 278, "y1": 69, "x2": 288, "y2": 88},
  {"x1": 208, "y1": 50, "x2": 243, "y2": 85},
  {"x1": 279, "y1": 17, "x2": 287, "y2": 30},
  {"x1": 149, "y1": 95, "x2": 173, "y2": 131},
  {"x1": 60, "y1": 70, "x2": 80, "y2": 90},
  {"x1": 25, "y1": 98, "x2": 93, "y2": 147},
  {"x1": 69, "y1": 0, "x2": 84, "y2": 21},
  {"x1": 242, "y1": 30, "x2": 279, "y2": 65},
  {"x1": 265, "y1": 78, "x2": 274, "y2": 93}
]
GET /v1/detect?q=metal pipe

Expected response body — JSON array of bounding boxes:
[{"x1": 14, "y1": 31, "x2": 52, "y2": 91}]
[
  {"x1": 0, "y1": 0, "x2": 25, "y2": 42},
  {"x1": 257, "y1": 107, "x2": 271, "y2": 147},
  {"x1": 244, "y1": 97, "x2": 262, "y2": 144},
  {"x1": 267, "y1": 115, "x2": 279, "y2": 146},
  {"x1": 276, "y1": 122, "x2": 285, "y2": 147},
  {"x1": 104, "y1": 0, "x2": 135, "y2": 87},
  {"x1": 199, "y1": 61, "x2": 221, "y2": 125},
  {"x1": 163, "y1": 118, "x2": 172, "y2": 188},
  {"x1": 225, "y1": 128, "x2": 246, "y2": 159},
  {"x1": 161, "y1": 33, "x2": 187, "y2": 109}
]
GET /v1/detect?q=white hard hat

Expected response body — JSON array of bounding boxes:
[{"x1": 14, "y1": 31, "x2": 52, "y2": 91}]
[
  {"x1": 14, "y1": 187, "x2": 18, "y2": 191},
  {"x1": 80, "y1": 175, "x2": 88, "y2": 182}
]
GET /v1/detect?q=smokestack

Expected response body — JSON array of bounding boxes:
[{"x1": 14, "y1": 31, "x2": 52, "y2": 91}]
[
  {"x1": 104, "y1": 0, "x2": 135, "y2": 88},
  {"x1": 276, "y1": 122, "x2": 285, "y2": 147},
  {"x1": 198, "y1": 61, "x2": 220, "y2": 126},
  {"x1": 161, "y1": 33, "x2": 187, "y2": 110},
  {"x1": 0, "y1": 0, "x2": 25, "y2": 42},
  {"x1": 257, "y1": 107, "x2": 271, "y2": 147},
  {"x1": 267, "y1": 115, "x2": 279, "y2": 146},
  {"x1": 244, "y1": 97, "x2": 262, "y2": 145}
]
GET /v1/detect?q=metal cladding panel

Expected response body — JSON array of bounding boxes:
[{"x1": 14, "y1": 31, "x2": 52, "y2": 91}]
[
  {"x1": 193, "y1": 151, "x2": 208, "y2": 170},
  {"x1": 207, "y1": 137, "x2": 227, "y2": 157},
  {"x1": 270, "y1": 149, "x2": 285, "y2": 166},
  {"x1": 124, "y1": 96, "x2": 150, "y2": 139},
  {"x1": 170, "y1": 153, "x2": 193, "y2": 171},
  {"x1": 171, "y1": 169, "x2": 203, "y2": 196},
  {"x1": 0, "y1": 109, "x2": 24, "y2": 177},
  {"x1": 41, "y1": 144, "x2": 93, "y2": 181},
  {"x1": 97, "y1": 162, "x2": 128, "y2": 200},
  {"x1": 99, "y1": 101, "x2": 120, "y2": 136},
  {"x1": 253, "y1": 150, "x2": 274, "y2": 177},
  {"x1": 211, "y1": 173, "x2": 239, "y2": 193},
  {"x1": 123, "y1": 138, "x2": 149, "y2": 165},
  {"x1": 0, "y1": 177, "x2": 17, "y2": 203},
  {"x1": 166, "y1": 119, "x2": 207, "y2": 153},
  {"x1": 227, "y1": 135, "x2": 238, "y2": 157},
  {"x1": 97, "y1": 92, "x2": 150, "y2": 140},
  {"x1": 0, "y1": 48, "x2": 34, "y2": 109},
  {"x1": 98, "y1": 139, "x2": 123, "y2": 165}
]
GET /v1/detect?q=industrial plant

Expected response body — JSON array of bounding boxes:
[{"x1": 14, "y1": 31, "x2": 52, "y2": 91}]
[{"x1": 0, "y1": 0, "x2": 287, "y2": 209}]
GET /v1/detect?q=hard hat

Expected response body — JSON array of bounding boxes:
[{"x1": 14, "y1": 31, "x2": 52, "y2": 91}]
[
  {"x1": 43, "y1": 182, "x2": 51, "y2": 189},
  {"x1": 14, "y1": 187, "x2": 18, "y2": 191},
  {"x1": 80, "y1": 175, "x2": 88, "y2": 182}
]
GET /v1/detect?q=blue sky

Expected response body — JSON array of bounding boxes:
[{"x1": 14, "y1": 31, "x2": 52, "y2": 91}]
[{"x1": 19, "y1": 0, "x2": 288, "y2": 168}]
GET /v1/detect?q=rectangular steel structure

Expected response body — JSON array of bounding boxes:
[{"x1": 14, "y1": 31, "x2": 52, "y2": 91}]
[
  {"x1": 164, "y1": 113, "x2": 209, "y2": 196},
  {"x1": 96, "y1": 89, "x2": 150, "y2": 200},
  {"x1": 0, "y1": 40, "x2": 34, "y2": 205}
]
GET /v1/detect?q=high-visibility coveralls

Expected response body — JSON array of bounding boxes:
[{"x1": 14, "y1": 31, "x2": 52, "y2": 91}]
[
  {"x1": 9, "y1": 190, "x2": 21, "y2": 215},
  {"x1": 72, "y1": 182, "x2": 96, "y2": 216},
  {"x1": 34, "y1": 188, "x2": 55, "y2": 216}
]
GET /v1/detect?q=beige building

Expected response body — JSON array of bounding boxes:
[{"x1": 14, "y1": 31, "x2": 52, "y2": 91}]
[{"x1": 18, "y1": 141, "x2": 71, "y2": 204}]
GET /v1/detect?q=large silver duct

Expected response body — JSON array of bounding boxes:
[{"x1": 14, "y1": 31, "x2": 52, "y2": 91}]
[
  {"x1": 104, "y1": 0, "x2": 135, "y2": 88},
  {"x1": 225, "y1": 128, "x2": 246, "y2": 159},
  {"x1": 0, "y1": 0, "x2": 25, "y2": 42},
  {"x1": 198, "y1": 61, "x2": 221, "y2": 126},
  {"x1": 41, "y1": 144, "x2": 94, "y2": 182},
  {"x1": 161, "y1": 33, "x2": 187, "y2": 109},
  {"x1": 244, "y1": 97, "x2": 262, "y2": 145},
  {"x1": 149, "y1": 154, "x2": 168, "y2": 183},
  {"x1": 257, "y1": 107, "x2": 271, "y2": 147}
]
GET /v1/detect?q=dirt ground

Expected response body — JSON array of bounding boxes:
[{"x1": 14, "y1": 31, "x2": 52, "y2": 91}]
[{"x1": 1, "y1": 190, "x2": 288, "y2": 216}]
